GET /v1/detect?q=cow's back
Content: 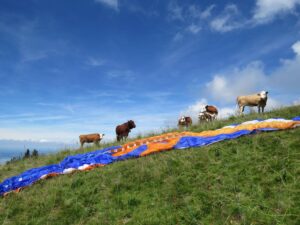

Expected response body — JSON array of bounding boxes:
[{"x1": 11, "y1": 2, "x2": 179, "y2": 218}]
[
  {"x1": 116, "y1": 124, "x2": 128, "y2": 135},
  {"x1": 80, "y1": 133, "x2": 100, "y2": 142},
  {"x1": 240, "y1": 94, "x2": 261, "y2": 106},
  {"x1": 206, "y1": 105, "x2": 218, "y2": 114}
]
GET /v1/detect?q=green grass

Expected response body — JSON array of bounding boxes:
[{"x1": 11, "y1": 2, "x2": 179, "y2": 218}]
[{"x1": 0, "y1": 105, "x2": 300, "y2": 225}]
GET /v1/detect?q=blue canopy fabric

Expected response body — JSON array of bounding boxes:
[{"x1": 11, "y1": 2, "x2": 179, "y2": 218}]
[{"x1": 1, "y1": 117, "x2": 299, "y2": 196}]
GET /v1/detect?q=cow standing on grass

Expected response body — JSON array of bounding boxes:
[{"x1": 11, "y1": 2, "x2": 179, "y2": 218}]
[
  {"x1": 116, "y1": 120, "x2": 136, "y2": 142},
  {"x1": 199, "y1": 105, "x2": 218, "y2": 122},
  {"x1": 79, "y1": 133, "x2": 105, "y2": 147},
  {"x1": 237, "y1": 91, "x2": 268, "y2": 114},
  {"x1": 178, "y1": 116, "x2": 192, "y2": 128}
]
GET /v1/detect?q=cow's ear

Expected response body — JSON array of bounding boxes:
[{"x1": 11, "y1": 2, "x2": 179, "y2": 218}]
[
  {"x1": 266, "y1": 91, "x2": 269, "y2": 94},
  {"x1": 257, "y1": 93, "x2": 260, "y2": 96}
]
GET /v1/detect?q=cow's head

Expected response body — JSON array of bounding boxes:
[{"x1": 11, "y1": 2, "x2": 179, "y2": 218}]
[
  {"x1": 128, "y1": 120, "x2": 136, "y2": 129},
  {"x1": 100, "y1": 133, "x2": 105, "y2": 139},
  {"x1": 258, "y1": 90, "x2": 268, "y2": 99},
  {"x1": 179, "y1": 116, "x2": 186, "y2": 123},
  {"x1": 200, "y1": 106, "x2": 207, "y2": 113}
]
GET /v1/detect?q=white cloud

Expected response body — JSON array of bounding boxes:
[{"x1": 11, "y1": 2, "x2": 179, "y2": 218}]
[
  {"x1": 292, "y1": 41, "x2": 300, "y2": 55},
  {"x1": 95, "y1": 0, "x2": 119, "y2": 11},
  {"x1": 266, "y1": 98, "x2": 284, "y2": 110},
  {"x1": 200, "y1": 4, "x2": 216, "y2": 19},
  {"x1": 187, "y1": 4, "x2": 215, "y2": 20},
  {"x1": 0, "y1": 113, "x2": 68, "y2": 122},
  {"x1": 210, "y1": 4, "x2": 244, "y2": 32},
  {"x1": 167, "y1": 3, "x2": 215, "y2": 39},
  {"x1": 293, "y1": 98, "x2": 300, "y2": 105},
  {"x1": 205, "y1": 61, "x2": 267, "y2": 103},
  {"x1": 0, "y1": 18, "x2": 62, "y2": 63},
  {"x1": 187, "y1": 5, "x2": 201, "y2": 19},
  {"x1": 218, "y1": 107, "x2": 237, "y2": 118},
  {"x1": 168, "y1": 1, "x2": 300, "y2": 34},
  {"x1": 173, "y1": 32, "x2": 183, "y2": 41},
  {"x1": 39, "y1": 139, "x2": 50, "y2": 143},
  {"x1": 182, "y1": 98, "x2": 237, "y2": 121},
  {"x1": 253, "y1": 0, "x2": 300, "y2": 24},
  {"x1": 168, "y1": 1, "x2": 184, "y2": 21},
  {"x1": 0, "y1": 104, "x2": 182, "y2": 143},
  {"x1": 126, "y1": 4, "x2": 159, "y2": 17},
  {"x1": 203, "y1": 41, "x2": 300, "y2": 108},
  {"x1": 270, "y1": 44, "x2": 300, "y2": 93},
  {"x1": 86, "y1": 57, "x2": 105, "y2": 67},
  {"x1": 181, "y1": 98, "x2": 207, "y2": 121},
  {"x1": 187, "y1": 24, "x2": 201, "y2": 34},
  {"x1": 106, "y1": 69, "x2": 135, "y2": 80}
]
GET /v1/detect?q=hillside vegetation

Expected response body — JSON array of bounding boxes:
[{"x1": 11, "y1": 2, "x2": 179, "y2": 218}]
[{"x1": 0, "y1": 106, "x2": 300, "y2": 225}]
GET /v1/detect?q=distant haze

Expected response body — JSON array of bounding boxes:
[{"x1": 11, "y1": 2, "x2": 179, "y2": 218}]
[{"x1": 0, "y1": 140, "x2": 75, "y2": 164}]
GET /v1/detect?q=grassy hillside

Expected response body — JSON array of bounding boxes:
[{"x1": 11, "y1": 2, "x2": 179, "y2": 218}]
[{"x1": 0, "y1": 106, "x2": 300, "y2": 225}]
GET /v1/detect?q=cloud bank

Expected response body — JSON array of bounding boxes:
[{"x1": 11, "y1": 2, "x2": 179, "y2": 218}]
[
  {"x1": 183, "y1": 40, "x2": 300, "y2": 118},
  {"x1": 253, "y1": 0, "x2": 300, "y2": 24},
  {"x1": 95, "y1": 0, "x2": 119, "y2": 11}
]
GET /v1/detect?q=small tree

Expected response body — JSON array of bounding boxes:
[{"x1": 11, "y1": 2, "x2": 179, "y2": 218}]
[
  {"x1": 24, "y1": 149, "x2": 30, "y2": 159},
  {"x1": 32, "y1": 149, "x2": 39, "y2": 157}
]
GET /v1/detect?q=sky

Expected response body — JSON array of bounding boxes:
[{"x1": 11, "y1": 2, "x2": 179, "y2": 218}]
[{"x1": 0, "y1": 0, "x2": 300, "y2": 145}]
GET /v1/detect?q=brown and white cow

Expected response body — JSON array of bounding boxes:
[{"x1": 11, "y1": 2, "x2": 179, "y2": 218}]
[
  {"x1": 116, "y1": 120, "x2": 136, "y2": 142},
  {"x1": 79, "y1": 133, "x2": 105, "y2": 147},
  {"x1": 178, "y1": 116, "x2": 193, "y2": 128},
  {"x1": 199, "y1": 105, "x2": 218, "y2": 122},
  {"x1": 237, "y1": 91, "x2": 268, "y2": 114}
]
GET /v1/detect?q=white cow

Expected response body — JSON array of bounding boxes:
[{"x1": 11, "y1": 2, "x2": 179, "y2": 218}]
[{"x1": 237, "y1": 91, "x2": 268, "y2": 114}]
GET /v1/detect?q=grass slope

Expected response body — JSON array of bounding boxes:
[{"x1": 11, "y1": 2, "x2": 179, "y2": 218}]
[{"x1": 0, "y1": 106, "x2": 300, "y2": 225}]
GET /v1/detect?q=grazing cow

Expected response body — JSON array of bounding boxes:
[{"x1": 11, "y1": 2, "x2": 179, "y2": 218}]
[
  {"x1": 199, "y1": 105, "x2": 218, "y2": 122},
  {"x1": 205, "y1": 105, "x2": 218, "y2": 116},
  {"x1": 178, "y1": 116, "x2": 193, "y2": 128},
  {"x1": 237, "y1": 91, "x2": 268, "y2": 114},
  {"x1": 79, "y1": 133, "x2": 105, "y2": 147},
  {"x1": 199, "y1": 111, "x2": 213, "y2": 122},
  {"x1": 116, "y1": 120, "x2": 136, "y2": 141}
]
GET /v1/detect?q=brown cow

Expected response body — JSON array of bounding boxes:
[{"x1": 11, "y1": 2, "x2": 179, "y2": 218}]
[
  {"x1": 116, "y1": 120, "x2": 136, "y2": 141},
  {"x1": 79, "y1": 133, "x2": 104, "y2": 147},
  {"x1": 178, "y1": 116, "x2": 192, "y2": 128}
]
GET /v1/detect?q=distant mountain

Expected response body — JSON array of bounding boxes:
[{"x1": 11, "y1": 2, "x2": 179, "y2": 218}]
[{"x1": 0, "y1": 139, "x2": 75, "y2": 150}]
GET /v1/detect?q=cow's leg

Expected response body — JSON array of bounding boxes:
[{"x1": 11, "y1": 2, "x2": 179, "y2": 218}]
[
  {"x1": 213, "y1": 114, "x2": 217, "y2": 121},
  {"x1": 205, "y1": 115, "x2": 209, "y2": 122},
  {"x1": 80, "y1": 141, "x2": 84, "y2": 148},
  {"x1": 95, "y1": 141, "x2": 100, "y2": 146},
  {"x1": 262, "y1": 106, "x2": 265, "y2": 113},
  {"x1": 240, "y1": 106, "x2": 245, "y2": 114},
  {"x1": 120, "y1": 135, "x2": 125, "y2": 142},
  {"x1": 258, "y1": 106, "x2": 261, "y2": 114},
  {"x1": 239, "y1": 105, "x2": 243, "y2": 114}
]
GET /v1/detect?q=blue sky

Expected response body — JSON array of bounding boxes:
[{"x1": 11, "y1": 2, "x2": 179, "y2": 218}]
[{"x1": 0, "y1": 0, "x2": 300, "y2": 144}]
